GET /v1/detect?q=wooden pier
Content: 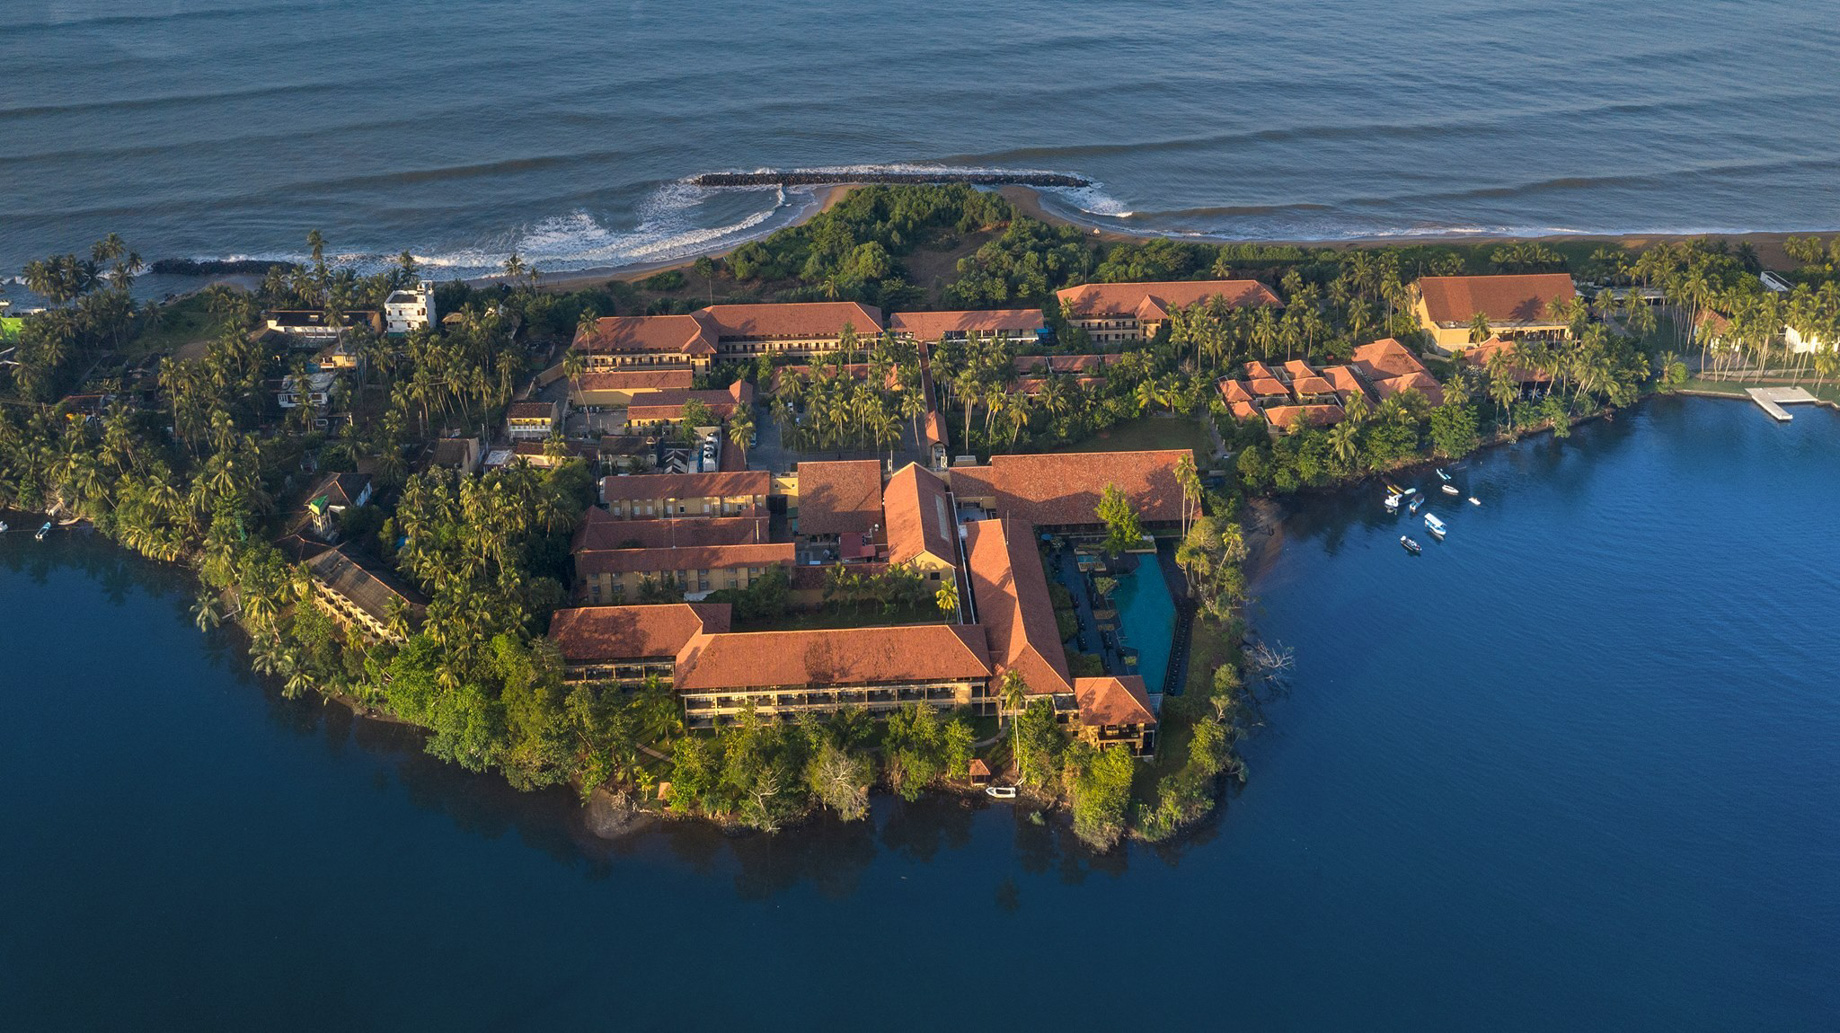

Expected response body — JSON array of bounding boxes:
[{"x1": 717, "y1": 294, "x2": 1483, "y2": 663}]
[{"x1": 1745, "y1": 386, "x2": 1819, "y2": 421}]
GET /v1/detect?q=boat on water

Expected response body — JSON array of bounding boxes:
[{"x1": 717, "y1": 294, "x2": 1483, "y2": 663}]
[
  {"x1": 36, "y1": 522, "x2": 52, "y2": 541},
  {"x1": 1400, "y1": 535, "x2": 1422, "y2": 555},
  {"x1": 1436, "y1": 468, "x2": 1451, "y2": 481},
  {"x1": 985, "y1": 785, "x2": 1017, "y2": 800},
  {"x1": 1385, "y1": 493, "x2": 1402, "y2": 512},
  {"x1": 1468, "y1": 496, "x2": 1482, "y2": 507},
  {"x1": 1442, "y1": 484, "x2": 1461, "y2": 496},
  {"x1": 0, "y1": 520, "x2": 8, "y2": 533},
  {"x1": 1408, "y1": 494, "x2": 1425, "y2": 514},
  {"x1": 1424, "y1": 513, "x2": 1447, "y2": 538}
]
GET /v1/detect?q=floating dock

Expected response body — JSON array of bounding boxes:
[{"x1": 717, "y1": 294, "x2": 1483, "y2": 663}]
[{"x1": 1745, "y1": 386, "x2": 1819, "y2": 421}]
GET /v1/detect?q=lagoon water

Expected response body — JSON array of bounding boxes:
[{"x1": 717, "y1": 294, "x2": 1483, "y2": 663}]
[
  {"x1": 4, "y1": 397, "x2": 1837, "y2": 1030},
  {"x1": 5, "y1": 1, "x2": 1840, "y2": 279}
]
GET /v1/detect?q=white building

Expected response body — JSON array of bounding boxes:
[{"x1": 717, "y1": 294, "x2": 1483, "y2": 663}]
[
  {"x1": 1785, "y1": 325, "x2": 1830, "y2": 354},
  {"x1": 384, "y1": 280, "x2": 437, "y2": 335},
  {"x1": 279, "y1": 371, "x2": 339, "y2": 409}
]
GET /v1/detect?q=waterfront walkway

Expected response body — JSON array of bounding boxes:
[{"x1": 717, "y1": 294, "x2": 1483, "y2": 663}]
[{"x1": 1745, "y1": 386, "x2": 1820, "y2": 421}]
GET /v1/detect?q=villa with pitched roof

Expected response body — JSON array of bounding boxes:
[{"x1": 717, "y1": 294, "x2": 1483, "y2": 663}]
[
  {"x1": 1055, "y1": 279, "x2": 1281, "y2": 344},
  {"x1": 1412, "y1": 273, "x2": 1575, "y2": 354},
  {"x1": 305, "y1": 545, "x2": 427, "y2": 645},
  {"x1": 948, "y1": 450, "x2": 1187, "y2": 531},
  {"x1": 1217, "y1": 341, "x2": 1444, "y2": 433},
  {"x1": 888, "y1": 308, "x2": 1046, "y2": 346}
]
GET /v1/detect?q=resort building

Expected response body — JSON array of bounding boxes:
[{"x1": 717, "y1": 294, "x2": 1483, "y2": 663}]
[
  {"x1": 888, "y1": 308, "x2": 1047, "y2": 347},
  {"x1": 1463, "y1": 337, "x2": 1551, "y2": 386},
  {"x1": 1073, "y1": 675, "x2": 1158, "y2": 755},
  {"x1": 948, "y1": 450, "x2": 1187, "y2": 532},
  {"x1": 429, "y1": 435, "x2": 482, "y2": 474},
  {"x1": 697, "y1": 302, "x2": 883, "y2": 359},
  {"x1": 674, "y1": 623, "x2": 992, "y2": 728},
  {"x1": 573, "y1": 314, "x2": 720, "y2": 372},
  {"x1": 791, "y1": 459, "x2": 884, "y2": 543},
  {"x1": 304, "y1": 545, "x2": 427, "y2": 645},
  {"x1": 598, "y1": 470, "x2": 772, "y2": 519},
  {"x1": 574, "y1": 505, "x2": 768, "y2": 552},
  {"x1": 624, "y1": 381, "x2": 754, "y2": 430},
  {"x1": 1411, "y1": 273, "x2": 1575, "y2": 354},
  {"x1": 570, "y1": 368, "x2": 695, "y2": 407},
  {"x1": 575, "y1": 541, "x2": 795, "y2": 603},
  {"x1": 383, "y1": 281, "x2": 436, "y2": 335},
  {"x1": 506, "y1": 400, "x2": 562, "y2": 440},
  {"x1": 550, "y1": 603, "x2": 729, "y2": 686},
  {"x1": 1055, "y1": 280, "x2": 1281, "y2": 344},
  {"x1": 882, "y1": 462, "x2": 959, "y2": 578},
  {"x1": 1217, "y1": 343, "x2": 1442, "y2": 432}
]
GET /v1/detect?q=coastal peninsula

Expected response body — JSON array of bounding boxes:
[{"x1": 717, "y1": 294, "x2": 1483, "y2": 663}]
[{"x1": 3, "y1": 185, "x2": 1838, "y2": 849}]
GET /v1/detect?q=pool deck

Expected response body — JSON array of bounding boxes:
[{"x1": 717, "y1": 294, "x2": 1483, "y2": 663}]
[{"x1": 1044, "y1": 539, "x2": 1192, "y2": 701}]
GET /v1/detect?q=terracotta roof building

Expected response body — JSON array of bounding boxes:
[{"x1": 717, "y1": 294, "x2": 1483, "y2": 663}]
[
  {"x1": 1352, "y1": 338, "x2": 1445, "y2": 406},
  {"x1": 1055, "y1": 279, "x2": 1280, "y2": 344},
  {"x1": 574, "y1": 506, "x2": 767, "y2": 552},
  {"x1": 1072, "y1": 675, "x2": 1158, "y2": 755},
  {"x1": 506, "y1": 399, "x2": 562, "y2": 440},
  {"x1": 794, "y1": 459, "x2": 884, "y2": 538},
  {"x1": 1413, "y1": 273, "x2": 1575, "y2": 354},
  {"x1": 549, "y1": 603, "x2": 730, "y2": 684},
  {"x1": 598, "y1": 470, "x2": 771, "y2": 519},
  {"x1": 882, "y1": 462, "x2": 959, "y2": 575},
  {"x1": 572, "y1": 314, "x2": 719, "y2": 371},
  {"x1": 699, "y1": 302, "x2": 882, "y2": 359},
  {"x1": 964, "y1": 517, "x2": 1073, "y2": 699},
  {"x1": 571, "y1": 368, "x2": 696, "y2": 407},
  {"x1": 673, "y1": 623, "x2": 991, "y2": 727},
  {"x1": 949, "y1": 450, "x2": 1187, "y2": 529},
  {"x1": 575, "y1": 542, "x2": 795, "y2": 603},
  {"x1": 888, "y1": 308, "x2": 1045, "y2": 345},
  {"x1": 625, "y1": 381, "x2": 754, "y2": 428}
]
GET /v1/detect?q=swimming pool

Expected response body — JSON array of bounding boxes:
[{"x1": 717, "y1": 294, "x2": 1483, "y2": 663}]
[{"x1": 1110, "y1": 557, "x2": 1176, "y2": 695}]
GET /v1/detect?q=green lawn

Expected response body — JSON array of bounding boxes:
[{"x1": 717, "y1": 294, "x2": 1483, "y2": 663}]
[
  {"x1": 1053, "y1": 414, "x2": 1213, "y2": 460},
  {"x1": 129, "y1": 294, "x2": 230, "y2": 360}
]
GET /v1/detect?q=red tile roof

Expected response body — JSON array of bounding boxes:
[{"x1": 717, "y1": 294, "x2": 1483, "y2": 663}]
[
  {"x1": 599, "y1": 470, "x2": 770, "y2": 502},
  {"x1": 574, "y1": 542, "x2": 794, "y2": 577},
  {"x1": 948, "y1": 450, "x2": 1187, "y2": 527},
  {"x1": 1372, "y1": 371, "x2": 1446, "y2": 406},
  {"x1": 626, "y1": 381, "x2": 754, "y2": 422},
  {"x1": 1056, "y1": 279, "x2": 1281, "y2": 321},
  {"x1": 574, "y1": 314, "x2": 717, "y2": 356},
  {"x1": 1282, "y1": 359, "x2": 1317, "y2": 381},
  {"x1": 674, "y1": 623, "x2": 989, "y2": 691},
  {"x1": 1321, "y1": 365, "x2": 1366, "y2": 397},
  {"x1": 698, "y1": 302, "x2": 882, "y2": 339},
  {"x1": 883, "y1": 463, "x2": 958, "y2": 567},
  {"x1": 1262, "y1": 403, "x2": 1345, "y2": 430},
  {"x1": 1073, "y1": 676, "x2": 1157, "y2": 727},
  {"x1": 1291, "y1": 374, "x2": 1335, "y2": 398},
  {"x1": 889, "y1": 308, "x2": 1045, "y2": 341},
  {"x1": 923, "y1": 410, "x2": 949, "y2": 447},
  {"x1": 1416, "y1": 273, "x2": 1575, "y2": 327},
  {"x1": 964, "y1": 518, "x2": 1071, "y2": 697},
  {"x1": 1351, "y1": 338, "x2": 1430, "y2": 381},
  {"x1": 548, "y1": 603, "x2": 730, "y2": 662},
  {"x1": 1218, "y1": 378, "x2": 1253, "y2": 404},
  {"x1": 1248, "y1": 377, "x2": 1290, "y2": 397},
  {"x1": 1012, "y1": 376, "x2": 1105, "y2": 395},
  {"x1": 507, "y1": 401, "x2": 559, "y2": 420},
  {"x1": 796, "y1": 460, "x2": 884, "y2": 536},
  {"x1": 1244, "y1": 361, "x2": 1278, "y2": 381},
  {"x1": 574, "y1": 508, "x2": 768, "y2": 551},
  {"x1": 574, "y1": 369, "x2": 695, "y2": 393}
]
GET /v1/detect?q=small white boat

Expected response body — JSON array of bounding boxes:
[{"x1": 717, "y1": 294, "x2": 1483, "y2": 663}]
[
  {"x1": 1441, "y1": 484, "x2": 1460, "y2": 496},
  {"x1": 985, "y1": 785, "x2": 1017, "y2": 800},
  {"x1": 1437, "y1": 468, "x2": 1451, "y2": 481},
  {"x1": 0, "y1": 521, "x2": 8, "y2": 533},
  {"x1": 1400, "y1": 536, "x2": 1422, "y2": 555},
  {"x1": 1384, "y1": 493, "x2": 1402, "y2": 512},
  {"x1": 1468, "y1": 496, "x2": 1481, "y2": 507},
  {"x1": 36, "y1": 522, "x2": 52, "y2": 541},
  {"x1": 1424, "y1": 513, "x2": 1446, "y2": 538},
  {"x1": 1401, "y1": 487, "x2": 1418, "y2": 496}
]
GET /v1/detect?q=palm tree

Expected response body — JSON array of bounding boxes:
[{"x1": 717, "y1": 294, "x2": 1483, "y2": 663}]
[
  {"x1": 999, "y1": 670, "x2": 1029, "y2": 781},
  {"x1": 935, "y1": 580, "x2": 958, "y2": 618},
  {"x1": 191, "y1": 592, "x2": 223, "y2": 632},
  {"x1": 1327, "y1": 420, "x2": 1359, "y2": 471},
  {"x1": 728, "y1": 408, "x2": 755, "y2": 452},
  {"x1": 1468, "y1": 312, "x2": 1493, "y2": 345}
]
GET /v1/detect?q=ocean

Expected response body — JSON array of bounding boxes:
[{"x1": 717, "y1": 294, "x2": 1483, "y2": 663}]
[
  {"x1": 3, "y1": 397, "x2": 1836, "y2": 1030},
  {"x1": 4, "y1": 0, "x2": 1839, "y2": 282}
]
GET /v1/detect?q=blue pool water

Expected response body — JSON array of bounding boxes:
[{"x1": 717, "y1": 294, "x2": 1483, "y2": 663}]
[{"x1": 1111, "y1": 558, "x2": 1177, "y2": 695}]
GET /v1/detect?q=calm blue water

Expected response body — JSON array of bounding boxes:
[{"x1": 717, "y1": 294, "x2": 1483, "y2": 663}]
[
  {"x1": 4, "y1": 1, "x2": 1838, "y2": 280},
  {"x1": 3, "y1": 397, "x2": 1837, "y2": 1031},
  {"x1": 1113, "y1": 559, "x2": 1175, "y2": 694}
]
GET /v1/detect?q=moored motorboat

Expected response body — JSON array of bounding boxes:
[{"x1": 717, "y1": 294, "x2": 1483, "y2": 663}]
[
  {"x1": 36, "y1": 521, "x2": 52, "y2": 541},
  {"x1": 1400, "y1": 535, "x2": 1422, "y2": 555},
  {"x1": 985, "y1": 785, "x2": 1017, "y2": 800},
  {"x1": 0, "y1": 520, "x2": 8, "y2": 533},
  {"x1": 1424, "y1": 513, "x2": 1446, "y2": 538},
  {"x1": 1468, "y1": 496, "x2": 1481, "y2": 506},
  {"x1": 1385, "y1": 492, "x2": 1401, "y2": 512},
  {"x1": 1436, "y1": 468, "x2": 1451, "y2": 481},
  {"x1": 1408, "y1": 494, "x2": 1425, "y2": 514},
  {"x1": 1442, "y1": 484, "x2": 1460, "y2": 495}
]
